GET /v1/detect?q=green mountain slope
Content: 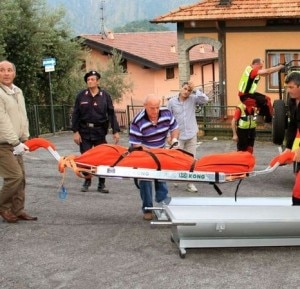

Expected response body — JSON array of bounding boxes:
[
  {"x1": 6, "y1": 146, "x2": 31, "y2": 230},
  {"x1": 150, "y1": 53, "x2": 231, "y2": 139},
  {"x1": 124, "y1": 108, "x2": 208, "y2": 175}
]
[{"x1": 46, "y1": 0, "x2": 200, "y2": 34}]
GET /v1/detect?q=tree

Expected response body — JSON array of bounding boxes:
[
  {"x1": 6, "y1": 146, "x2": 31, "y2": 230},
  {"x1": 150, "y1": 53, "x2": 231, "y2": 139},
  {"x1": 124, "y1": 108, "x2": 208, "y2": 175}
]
[
  {"x1": 114, "y1": 19, "x2": 169, "y2": 33},
  {"x1": 99, "y1": 49, "x2": 133, "y2": 103},
  {"x1": 0, "y1": 0, "x2": 84, "y2": 105}
]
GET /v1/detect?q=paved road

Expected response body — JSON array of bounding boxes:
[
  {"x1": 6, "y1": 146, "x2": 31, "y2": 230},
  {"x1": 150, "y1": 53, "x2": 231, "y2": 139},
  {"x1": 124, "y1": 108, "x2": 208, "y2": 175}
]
[{"x1": 0, "y1": 132, "x2": 299, "y2": 289}]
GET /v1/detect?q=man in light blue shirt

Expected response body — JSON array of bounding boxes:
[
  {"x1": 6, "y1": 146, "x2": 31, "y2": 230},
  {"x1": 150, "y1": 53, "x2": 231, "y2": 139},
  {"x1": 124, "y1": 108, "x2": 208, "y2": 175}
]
[{"x1": 167, "y1": 81, "x2": 208, "y2": 192}]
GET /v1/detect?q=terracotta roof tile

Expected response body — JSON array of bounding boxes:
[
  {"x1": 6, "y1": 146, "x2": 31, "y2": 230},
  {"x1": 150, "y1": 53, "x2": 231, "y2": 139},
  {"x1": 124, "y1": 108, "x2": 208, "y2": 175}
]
[
  {"x1": 81, "y1": 32, "x2": 218, "y2": 67},
  {"x1": 152, "y1": 0, "x2": 300, "y2": 22}
]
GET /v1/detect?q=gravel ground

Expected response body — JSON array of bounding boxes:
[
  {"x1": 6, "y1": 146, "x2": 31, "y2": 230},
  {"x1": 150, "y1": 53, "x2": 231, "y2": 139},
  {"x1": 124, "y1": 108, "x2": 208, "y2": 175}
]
[{"x1": 0, "y1": 132, "x2": 299, "y2": 289}]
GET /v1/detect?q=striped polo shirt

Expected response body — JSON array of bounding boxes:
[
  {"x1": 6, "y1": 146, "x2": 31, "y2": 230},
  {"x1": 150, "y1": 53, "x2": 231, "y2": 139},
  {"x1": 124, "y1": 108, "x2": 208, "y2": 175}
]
[{"x1": 129, "y1": 107, "x2": 178, "y2": 148}]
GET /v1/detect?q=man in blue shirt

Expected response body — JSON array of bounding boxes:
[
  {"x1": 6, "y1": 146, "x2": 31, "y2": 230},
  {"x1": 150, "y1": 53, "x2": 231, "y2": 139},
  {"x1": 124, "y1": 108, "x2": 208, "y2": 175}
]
[
  {"x1": 167, "y1": 81, "x2": 208, "y2": 192},
  {"x1": 129, "y1": 94, "x2": 179, "y2": 220}
]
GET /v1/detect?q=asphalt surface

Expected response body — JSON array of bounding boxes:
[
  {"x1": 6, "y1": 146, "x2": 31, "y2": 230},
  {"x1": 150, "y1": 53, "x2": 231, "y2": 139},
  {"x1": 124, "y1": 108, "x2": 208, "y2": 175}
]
[{"x1": 1, "y1": 132, "x2": 299, "y2": 289}]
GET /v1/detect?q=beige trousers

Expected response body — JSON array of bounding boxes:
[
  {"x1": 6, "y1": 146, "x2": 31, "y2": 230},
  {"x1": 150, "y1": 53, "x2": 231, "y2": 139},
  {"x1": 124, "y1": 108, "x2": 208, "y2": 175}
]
[{"x1": 178, "y1": 134, "x2": 198, "y2": 157}]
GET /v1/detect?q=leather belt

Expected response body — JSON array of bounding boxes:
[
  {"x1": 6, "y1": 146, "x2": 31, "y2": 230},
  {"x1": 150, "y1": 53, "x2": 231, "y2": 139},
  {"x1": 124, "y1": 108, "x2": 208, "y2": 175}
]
[{"x1": 86, "y1": 122, "x2": 101, "y2": 128}]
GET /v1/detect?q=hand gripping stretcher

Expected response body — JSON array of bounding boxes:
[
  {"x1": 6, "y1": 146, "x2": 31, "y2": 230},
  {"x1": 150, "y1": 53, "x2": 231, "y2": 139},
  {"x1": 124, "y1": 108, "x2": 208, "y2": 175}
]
[{"x1": 25, "y1": 138, "x2": 299, "y2": 258}]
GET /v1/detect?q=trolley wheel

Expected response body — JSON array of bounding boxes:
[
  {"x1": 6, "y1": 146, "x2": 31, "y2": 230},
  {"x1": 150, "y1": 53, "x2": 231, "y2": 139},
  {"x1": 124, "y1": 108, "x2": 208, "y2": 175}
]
[{"x1": 272, "y1": 99, "x2": 287, "y2": 145}]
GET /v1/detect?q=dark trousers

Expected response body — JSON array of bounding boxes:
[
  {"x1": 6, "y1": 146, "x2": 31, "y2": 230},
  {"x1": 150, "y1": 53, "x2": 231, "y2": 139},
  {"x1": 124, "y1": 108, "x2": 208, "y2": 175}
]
[
  {"x1": 80, "y1": 137, "x2": 107, "y2": 185},
  {"x1": 236, "y1": 127, "x2": 256, "y2": 153}
]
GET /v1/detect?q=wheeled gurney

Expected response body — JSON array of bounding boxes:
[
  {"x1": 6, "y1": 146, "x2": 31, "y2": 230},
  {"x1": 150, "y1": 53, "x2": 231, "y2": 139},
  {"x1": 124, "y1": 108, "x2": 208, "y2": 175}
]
[
  {"x1": 150, "y1": 197, "x2": 300, "y2": 258},
  {"x1": 25, "y1": 138, "x2": 299, "y2": 258}
]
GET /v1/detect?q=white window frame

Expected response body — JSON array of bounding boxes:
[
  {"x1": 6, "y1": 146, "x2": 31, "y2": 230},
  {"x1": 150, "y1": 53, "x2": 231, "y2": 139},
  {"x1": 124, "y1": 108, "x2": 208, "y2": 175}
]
[{"x1": 266, "y1": 50, "x2": 300, "y2": 92}]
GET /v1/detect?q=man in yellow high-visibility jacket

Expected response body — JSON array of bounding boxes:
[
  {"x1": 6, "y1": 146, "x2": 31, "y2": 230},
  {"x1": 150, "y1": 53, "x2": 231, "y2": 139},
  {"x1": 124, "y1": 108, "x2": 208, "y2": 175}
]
[
  {"x1": 231, "y1": 101, "x2": 257, "y2": 154},
  {"x1": 238, "y1": 58, "x2": 284, "y2": 124}
]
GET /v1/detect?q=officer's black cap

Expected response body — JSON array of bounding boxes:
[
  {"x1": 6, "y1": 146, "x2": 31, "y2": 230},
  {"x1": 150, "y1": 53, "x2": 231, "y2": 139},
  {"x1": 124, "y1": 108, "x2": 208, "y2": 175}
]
[{"x1": 84, "y1": 70, "x2": 101, "y2": 83}]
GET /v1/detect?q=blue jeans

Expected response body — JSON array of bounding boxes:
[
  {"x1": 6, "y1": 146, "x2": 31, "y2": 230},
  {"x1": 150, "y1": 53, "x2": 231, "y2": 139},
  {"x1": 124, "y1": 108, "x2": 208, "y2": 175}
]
[{"x1": 139, "y1": 180, "x2": 168, "y2": 212}]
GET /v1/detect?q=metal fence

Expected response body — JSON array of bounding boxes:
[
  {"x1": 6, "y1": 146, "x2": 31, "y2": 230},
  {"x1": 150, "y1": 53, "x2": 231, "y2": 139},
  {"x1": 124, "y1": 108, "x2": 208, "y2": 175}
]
[
  {"x1": 27, "y1": 104, "x2": 271, "y2": 140},
  {"x1": 27, "y1": 105, "x2": 128, "y2": 137},
  {"x1": 126, "y1": 104, "x2": 271, "y2": 137},
  {"x1": 27, "y1": 82, "x2": 222, "y2": 136}
]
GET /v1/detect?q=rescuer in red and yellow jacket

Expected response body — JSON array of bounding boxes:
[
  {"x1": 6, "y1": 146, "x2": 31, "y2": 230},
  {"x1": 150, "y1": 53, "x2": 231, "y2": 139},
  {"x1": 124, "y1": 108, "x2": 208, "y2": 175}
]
[
  {"x1": 231, "y1": 101, "x2": 257, "y2": 154},
  {"x1": 238, "y1": 58, "x2": 284, "y2": 124}
]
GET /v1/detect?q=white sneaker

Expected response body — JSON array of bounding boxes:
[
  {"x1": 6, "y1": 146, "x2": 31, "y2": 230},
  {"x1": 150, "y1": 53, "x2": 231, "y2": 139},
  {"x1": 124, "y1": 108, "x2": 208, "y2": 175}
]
[{"x1": 187, "y1": 183, "x2": 198, "y2": 193}]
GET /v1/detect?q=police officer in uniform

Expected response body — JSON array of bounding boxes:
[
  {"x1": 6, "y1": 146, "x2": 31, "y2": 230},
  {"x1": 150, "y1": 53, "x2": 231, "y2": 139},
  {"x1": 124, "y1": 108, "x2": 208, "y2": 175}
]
[{"x1": 72, "y1": 70, "x2": 120, "y2": 193}]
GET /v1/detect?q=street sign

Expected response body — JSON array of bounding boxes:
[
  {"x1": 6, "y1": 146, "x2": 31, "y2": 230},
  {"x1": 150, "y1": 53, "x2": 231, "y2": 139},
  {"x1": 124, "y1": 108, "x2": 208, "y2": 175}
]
[
  {"x1": 43, "y1": 57, "x2": 56, "y2": 72},
  {"x1": 45, "y1": 66, "x2": 55, "y2": 72},
  {"x1": 43, "y1": 58, "x2": 56, "y2": 67}
]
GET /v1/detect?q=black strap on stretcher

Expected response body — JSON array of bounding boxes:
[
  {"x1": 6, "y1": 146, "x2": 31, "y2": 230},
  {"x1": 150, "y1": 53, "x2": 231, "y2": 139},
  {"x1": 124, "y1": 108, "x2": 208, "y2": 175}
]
[
  {"x1": 118, "y1": 147, "x2": 195, "y2": 190},
  {"x1": 111, "y1": 146, "x2": 161, "y2": 170},
  {"x1": 209, "y1": 177, "x2": 243, "y2": 200},
  {"x1": 111, "y1": 146, "x2": 162, "y2": 189}
]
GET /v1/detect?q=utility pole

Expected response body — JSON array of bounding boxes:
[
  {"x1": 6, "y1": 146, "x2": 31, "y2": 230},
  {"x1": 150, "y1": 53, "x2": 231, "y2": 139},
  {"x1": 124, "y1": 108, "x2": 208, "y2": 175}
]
[
  {"x1": 100, "y1": 0, "x2": 107, "y2": 39},
  {"x1": 42, "y1": 57, "x2": 56, "y2": 134}
]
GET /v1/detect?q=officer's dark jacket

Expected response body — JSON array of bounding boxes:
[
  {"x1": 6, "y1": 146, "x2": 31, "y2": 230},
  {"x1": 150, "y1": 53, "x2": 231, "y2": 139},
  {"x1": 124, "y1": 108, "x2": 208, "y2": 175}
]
[{"x1": 71, "y1": 87, "x2": 120, "y2": 138}]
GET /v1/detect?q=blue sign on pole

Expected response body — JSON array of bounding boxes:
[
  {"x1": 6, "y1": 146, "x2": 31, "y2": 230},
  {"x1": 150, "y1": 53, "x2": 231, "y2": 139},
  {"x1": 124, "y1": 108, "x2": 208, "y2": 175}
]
[{"x1": 43, "y1": 58, "x2": 56, "y2": 67}]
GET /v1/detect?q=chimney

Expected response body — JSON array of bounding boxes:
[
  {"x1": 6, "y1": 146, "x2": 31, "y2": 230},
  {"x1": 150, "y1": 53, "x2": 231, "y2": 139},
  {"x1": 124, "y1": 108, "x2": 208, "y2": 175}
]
[
  {"x1": 170, "y1": 45, "x2": 176, "y2": 53},
  {"x1": 107, "y1": 31, "x2": 114, "y2": 40},
  {"x1": 219, "y1": 0, "x2": 231, "y2": 5}
]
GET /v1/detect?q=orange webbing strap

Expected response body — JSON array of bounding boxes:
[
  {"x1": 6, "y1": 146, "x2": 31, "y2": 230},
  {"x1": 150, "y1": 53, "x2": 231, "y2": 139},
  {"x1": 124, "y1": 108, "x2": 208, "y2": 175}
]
[
  {"x1": 58, "y1": 156, "x2": 97, "y2": 178},
  {"x1": 58, "y1": 166, "x2": 67, "y2": 192},
  {"x1": 225, "y1": 173, "x2": 248, "y2": 182}
]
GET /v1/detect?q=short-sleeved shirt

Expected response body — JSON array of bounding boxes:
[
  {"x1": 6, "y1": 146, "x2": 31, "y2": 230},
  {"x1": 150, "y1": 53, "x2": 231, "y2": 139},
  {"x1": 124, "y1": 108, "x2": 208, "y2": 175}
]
[{"x1": 129, "y1": 107, "x2": 178, "y2": 148}]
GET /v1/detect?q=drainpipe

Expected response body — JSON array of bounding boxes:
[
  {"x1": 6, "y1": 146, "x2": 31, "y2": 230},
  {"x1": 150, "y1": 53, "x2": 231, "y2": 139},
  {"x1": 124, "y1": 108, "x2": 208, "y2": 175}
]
[{"x1": 216, "y1": 20, "x2": 227, "y2": 108}]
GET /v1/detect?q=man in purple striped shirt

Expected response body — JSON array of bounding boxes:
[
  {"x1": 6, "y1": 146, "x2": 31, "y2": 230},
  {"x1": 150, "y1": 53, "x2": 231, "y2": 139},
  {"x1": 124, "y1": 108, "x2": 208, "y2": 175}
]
[{"x1": 129, "y1": 94, "x2": 179, "y2": 220}]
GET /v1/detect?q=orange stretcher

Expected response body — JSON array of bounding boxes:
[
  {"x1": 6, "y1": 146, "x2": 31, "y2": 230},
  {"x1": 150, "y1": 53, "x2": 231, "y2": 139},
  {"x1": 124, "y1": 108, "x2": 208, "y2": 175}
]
[{"x1": 25, "y1": 137, "x2": 294, "y2": 185}]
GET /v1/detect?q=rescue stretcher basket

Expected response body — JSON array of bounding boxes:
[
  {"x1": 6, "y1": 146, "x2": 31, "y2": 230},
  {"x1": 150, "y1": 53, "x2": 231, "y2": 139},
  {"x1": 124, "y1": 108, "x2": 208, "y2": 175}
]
[{"x1": 25, "y1": 138, "x2": 298, "y2": 258}]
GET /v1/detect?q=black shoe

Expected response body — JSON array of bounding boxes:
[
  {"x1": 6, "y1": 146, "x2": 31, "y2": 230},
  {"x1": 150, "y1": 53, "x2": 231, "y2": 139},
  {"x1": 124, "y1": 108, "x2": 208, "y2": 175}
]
[
  {"x1": 97, "y1": 184, "x2": 109, "y2": 194},
  {"x1": 293, "y1": 196, "x2": 300, "y2": 206},
  {"x1": 81, "y1": 179, "x2": 91, "y2": 192}
]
